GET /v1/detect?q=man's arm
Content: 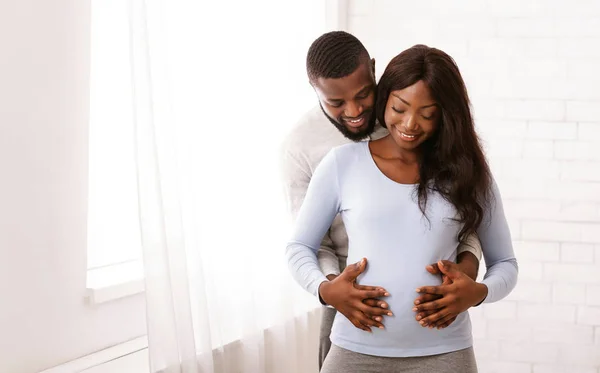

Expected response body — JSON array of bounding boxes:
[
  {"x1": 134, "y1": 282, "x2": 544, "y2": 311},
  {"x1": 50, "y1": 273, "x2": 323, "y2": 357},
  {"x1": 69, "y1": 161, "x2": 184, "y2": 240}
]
[{"x1": 456, "y1": 232, "x2": 482, "y2": 280}]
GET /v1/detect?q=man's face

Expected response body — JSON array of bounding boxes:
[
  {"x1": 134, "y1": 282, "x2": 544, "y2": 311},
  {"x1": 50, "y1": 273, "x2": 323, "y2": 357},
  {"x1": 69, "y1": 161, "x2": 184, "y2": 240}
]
[{"x1": 312, "y1": 60, "x2": 377, "y2": 141}]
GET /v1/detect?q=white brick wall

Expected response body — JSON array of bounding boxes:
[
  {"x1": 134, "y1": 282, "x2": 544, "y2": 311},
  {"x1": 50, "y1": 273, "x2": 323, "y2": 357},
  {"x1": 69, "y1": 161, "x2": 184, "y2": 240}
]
[{"x1": 347, "y1": 0, "x2": 600, "y2": 371}]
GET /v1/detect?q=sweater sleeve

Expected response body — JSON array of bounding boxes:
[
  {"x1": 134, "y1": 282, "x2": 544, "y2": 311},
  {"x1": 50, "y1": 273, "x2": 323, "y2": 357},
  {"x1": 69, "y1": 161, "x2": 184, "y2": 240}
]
[
  {"x1": 285, "y1": 149, "x2": 342, "y2": 298},
  {"x1": 477, "y1": 178, "x2": 519, "y2": 304},
  {"x1": 456, "y1": 233, "x2": 482, "y2": 261}
]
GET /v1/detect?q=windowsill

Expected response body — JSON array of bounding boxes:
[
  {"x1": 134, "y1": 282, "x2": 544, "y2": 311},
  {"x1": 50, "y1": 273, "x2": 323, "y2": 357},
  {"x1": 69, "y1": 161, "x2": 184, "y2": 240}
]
[
  {"x1": 40, "y1": 336, "x2": 148, "y2": 373},
  {"x1": 86, "y1": 260, "x2": 145, "y2": 305},
  {"x1": 39, "y1": 307, "x2": 323, "y2": 373}
]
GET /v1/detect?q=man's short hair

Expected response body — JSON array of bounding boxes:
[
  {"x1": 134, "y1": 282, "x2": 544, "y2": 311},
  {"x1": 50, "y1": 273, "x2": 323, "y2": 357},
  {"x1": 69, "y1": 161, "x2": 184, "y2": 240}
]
[{"x1": 306, "y1": 31, "x2": 371, "y2": 83}]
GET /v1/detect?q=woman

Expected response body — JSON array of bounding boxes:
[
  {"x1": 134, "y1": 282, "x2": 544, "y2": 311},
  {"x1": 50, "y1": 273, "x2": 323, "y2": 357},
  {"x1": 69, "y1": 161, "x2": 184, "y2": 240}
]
[{"x1": 286, "y1": 45, "x2": 518, "y2": 372}]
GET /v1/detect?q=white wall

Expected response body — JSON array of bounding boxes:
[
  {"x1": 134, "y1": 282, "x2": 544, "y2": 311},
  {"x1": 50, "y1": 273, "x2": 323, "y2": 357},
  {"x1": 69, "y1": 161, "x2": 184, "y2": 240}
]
[
  {"x1": 0, "y1": 1, "x2": 146, "y2": 372},
  {"x1": 347, "y1": 1, "x2": 600, "y2": 372}
]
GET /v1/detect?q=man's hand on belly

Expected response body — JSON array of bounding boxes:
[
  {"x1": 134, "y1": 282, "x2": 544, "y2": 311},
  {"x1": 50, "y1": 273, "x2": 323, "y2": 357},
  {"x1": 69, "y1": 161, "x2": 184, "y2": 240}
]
[
  {"x1": 319, "y1": 258, "x2": 392, "y2": 332},
  {"x1": 412, "y1": 260, "x2": 488, "y2": 329}
]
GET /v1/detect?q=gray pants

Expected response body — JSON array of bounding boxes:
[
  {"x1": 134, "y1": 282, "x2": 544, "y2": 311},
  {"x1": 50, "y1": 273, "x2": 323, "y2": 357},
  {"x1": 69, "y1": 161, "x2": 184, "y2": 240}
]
[
  {"x1": 319, "y1": 307, "x2": 337, "y2": 370},
  {"x1": 321, "y1": 344, "x2": 477, "y2": 373}
]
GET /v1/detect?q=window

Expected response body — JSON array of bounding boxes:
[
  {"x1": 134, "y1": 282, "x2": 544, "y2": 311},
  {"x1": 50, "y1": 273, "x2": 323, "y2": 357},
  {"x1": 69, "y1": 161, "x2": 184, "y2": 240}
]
[
  {"x1": 85, "y1": 0, "x2": 325, "y2": 314},
  {"x1": 86, "y1": 0, "x2": 143, "y2": 297}
]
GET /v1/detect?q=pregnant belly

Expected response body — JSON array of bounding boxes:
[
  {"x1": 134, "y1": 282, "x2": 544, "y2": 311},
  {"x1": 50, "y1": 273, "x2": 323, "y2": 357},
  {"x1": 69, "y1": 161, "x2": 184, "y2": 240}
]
[
  {"x1": 357, "y1": 263, "x2": 442, "y2": 327},
  {"x1": 336, "y1": 259, "x2": 459, "y2": 350}
]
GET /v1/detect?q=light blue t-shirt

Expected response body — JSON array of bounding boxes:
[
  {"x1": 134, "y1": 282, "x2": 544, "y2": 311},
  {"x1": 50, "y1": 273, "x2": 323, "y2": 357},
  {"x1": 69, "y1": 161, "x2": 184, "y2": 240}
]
[{"x1": 286, "y1": 141, "x2": 518, "y2": 357}]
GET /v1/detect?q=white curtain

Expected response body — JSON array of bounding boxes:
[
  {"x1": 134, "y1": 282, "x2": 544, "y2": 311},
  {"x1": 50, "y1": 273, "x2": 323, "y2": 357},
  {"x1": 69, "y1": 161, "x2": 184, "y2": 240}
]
[{"x1": 128, "y1": 0, "x2": 326, "y2": 372}]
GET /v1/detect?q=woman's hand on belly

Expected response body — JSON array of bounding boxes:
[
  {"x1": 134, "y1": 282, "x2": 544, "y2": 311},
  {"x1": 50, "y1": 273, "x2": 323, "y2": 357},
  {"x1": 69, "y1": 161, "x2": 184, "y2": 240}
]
[
  {"x1": 413, "y1": 260, "x2": 488, "y2": 329},
  {"x1": 319, "y1": 258, "x2": 393, "y2": 332}
]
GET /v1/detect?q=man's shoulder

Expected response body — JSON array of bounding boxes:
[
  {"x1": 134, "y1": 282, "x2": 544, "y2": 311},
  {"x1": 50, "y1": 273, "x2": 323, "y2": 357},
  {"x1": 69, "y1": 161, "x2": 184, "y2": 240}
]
[{"x1": 281, "y1": 106, "x2": 344, "y2": 158}]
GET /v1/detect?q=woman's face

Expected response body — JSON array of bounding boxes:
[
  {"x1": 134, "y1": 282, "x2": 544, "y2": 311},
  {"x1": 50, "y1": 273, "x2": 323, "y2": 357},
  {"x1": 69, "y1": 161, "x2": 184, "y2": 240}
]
[{"x1": 384, "y1": 80, "x2": 440, "y2": 152}]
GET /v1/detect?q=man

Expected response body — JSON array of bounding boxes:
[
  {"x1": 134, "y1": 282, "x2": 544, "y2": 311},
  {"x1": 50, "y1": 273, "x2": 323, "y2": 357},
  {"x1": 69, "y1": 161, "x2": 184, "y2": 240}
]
[{"x1": 280, "y1": 31, "x2": 483, "y2": 369}]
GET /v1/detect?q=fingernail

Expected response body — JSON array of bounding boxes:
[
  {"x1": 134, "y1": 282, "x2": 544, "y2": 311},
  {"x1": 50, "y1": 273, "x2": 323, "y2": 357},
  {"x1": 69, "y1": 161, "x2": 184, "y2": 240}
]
[
  {"x1": 415, "y1": 300, "x2": 420, "y2": 305},
  {"x1": 412, "y1": 307, "x2": 418, "y2": 312},
  {"x1": 384, "y1": 292, "x2": 390, "y2": 296},
  {"x1": 387, "y1": 312, "x2": 393, "y2": 316},
  {"x1": 381, "y1": 303, "x2": 388, "y2": 308},
  {"x1": 379, "y1": 325, "x2": 384, "y2": 329},
  {"x1": 419, "y1": 321, "x2": 425, "y2": 325},
  {"x1": 416, "y1": 315, "x2": 421, "y2": 320}
]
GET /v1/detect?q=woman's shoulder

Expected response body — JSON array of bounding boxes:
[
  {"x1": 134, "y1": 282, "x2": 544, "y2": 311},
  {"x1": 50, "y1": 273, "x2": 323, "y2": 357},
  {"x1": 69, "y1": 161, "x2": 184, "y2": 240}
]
[
  {"x1": 330, "y1": 141, "x2": 368, "y2": 159},
  {"x1": 320, "y1": 142, "x2": 370, "y2": 177}
]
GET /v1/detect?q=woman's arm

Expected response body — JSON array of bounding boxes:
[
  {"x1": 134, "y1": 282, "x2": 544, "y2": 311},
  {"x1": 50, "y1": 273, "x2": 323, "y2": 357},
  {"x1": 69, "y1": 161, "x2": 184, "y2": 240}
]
[
  {"x1": 285, "y1": 149, "x2": 342, "y2": 297},
  {"x1": 285, "y1": 147, "x2": 391, "y2": 332},
  {"x1": 412, "y1": 178, "x2": 518, "y2": 328},
  {"x1": 477, "y1": 178, "x2": 519, "y2": 304}
]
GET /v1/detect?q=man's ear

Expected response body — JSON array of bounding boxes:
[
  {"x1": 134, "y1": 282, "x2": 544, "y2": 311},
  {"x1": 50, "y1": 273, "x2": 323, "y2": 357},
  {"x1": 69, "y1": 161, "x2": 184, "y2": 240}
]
[{"x1": 370, "y1": 58, "x2": 376, "y2": 77}]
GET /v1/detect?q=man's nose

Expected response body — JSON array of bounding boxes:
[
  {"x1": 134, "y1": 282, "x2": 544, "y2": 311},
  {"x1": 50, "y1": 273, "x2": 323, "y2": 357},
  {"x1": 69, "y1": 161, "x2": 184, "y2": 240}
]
[{"x1": 344, "y1": 101, "x2": 362, "y2": 118}]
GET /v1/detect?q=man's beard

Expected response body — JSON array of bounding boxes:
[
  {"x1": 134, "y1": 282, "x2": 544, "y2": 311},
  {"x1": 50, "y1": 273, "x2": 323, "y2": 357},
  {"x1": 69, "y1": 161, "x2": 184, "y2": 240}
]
[{"x1": 319, "y1": 104, "x2": 377, "y2": 142}]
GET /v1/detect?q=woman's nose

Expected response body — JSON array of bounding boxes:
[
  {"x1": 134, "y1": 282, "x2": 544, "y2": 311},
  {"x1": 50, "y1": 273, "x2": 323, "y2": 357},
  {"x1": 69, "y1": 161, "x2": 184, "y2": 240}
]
[{"x1": 405, "y1": 114, "x2": 416, "y2": 130}]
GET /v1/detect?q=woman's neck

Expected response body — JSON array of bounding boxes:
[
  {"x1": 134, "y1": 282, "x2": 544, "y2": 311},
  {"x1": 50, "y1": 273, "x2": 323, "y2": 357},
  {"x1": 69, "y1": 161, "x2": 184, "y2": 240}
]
[{"x1": 381, "y1": 135, "x2": 420, "y2": 165}]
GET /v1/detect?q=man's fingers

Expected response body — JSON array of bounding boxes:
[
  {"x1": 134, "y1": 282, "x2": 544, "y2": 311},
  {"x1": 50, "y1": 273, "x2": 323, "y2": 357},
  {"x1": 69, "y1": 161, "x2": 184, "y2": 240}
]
[
  {"x1": 352, "y1": 311, "x2": 384, "y2": 330},
  {"x1": 438, "y1": 260, "x2": 459, "y2": 270},
  {"x1": 362, "y1": 317, "x2": 385, "y2": 330},
  {"x1": 414, "y1": 293, "x2": 441, "y2": 305},
  {"x1": 360, "y1": 301, "x2": 394, "y2": 317},
  {"x1": 350, "y1": 319, "x2": 371, "y2": 332},
  {"x1": 365, "y1": 306, "x2": 394, "y2": 317},
  {"x1": 343, "y1": 258, "x2": 368, "y2": 281},
  {"x1": 434, "y1": 314, "x2": 457, "y2": 329},
  {"x1": 413, "y1": 295, "x2": 453, "y2": 312},
  {"x1": 348, "y1": 313, "x2": 372, "y2": 332},
  {"x1": 358, "y1": 315, "x2": 378, "y2": 328},
  {"x1": 420, "y1": 306, "x2": 459, "y2": 327},
  {"x1": 355, "y1": 284, "x2": 390, "y2": 296},
  {"x1": 363, "y1": 298, "x2": 389, "y2": 309},
  {"x1": 426, "y1": 263, "x2": 441, "y2": 275},
  {"x1": 437, "y1": 260, "x2": 461, "y2": 279},
  {"x1": 359, "y1": 288, "x2": 389, "y2": 299},
  {"x1": 416, "y1": 285, "x2": 446, "y2": 296},
  {"x1": 418, "y1": 309, "x2": 448, "y2": 327},
  {"x1": 415, "y1": 309, "x2": 437, "y2": 321}
]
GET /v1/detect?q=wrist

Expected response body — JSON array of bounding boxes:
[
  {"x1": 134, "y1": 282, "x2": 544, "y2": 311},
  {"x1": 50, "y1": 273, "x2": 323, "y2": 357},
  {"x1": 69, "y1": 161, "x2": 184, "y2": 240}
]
[
  {"x1": 473, "y1": 282, "x2": 488, "y2": 307},
  {"x1": 318, "y1": 280, "x2": 331, "y2": 305}
]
